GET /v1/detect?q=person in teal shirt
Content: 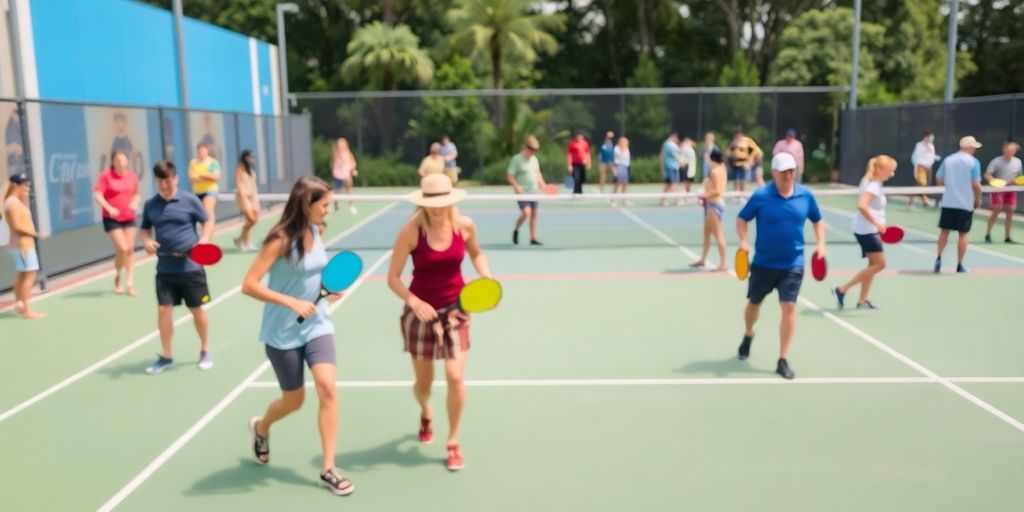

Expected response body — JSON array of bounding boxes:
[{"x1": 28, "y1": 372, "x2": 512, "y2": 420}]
[
  {"x1": 599, "y1": 131, "x2": 615, "y2": 193},
  {"x1": 241, "y1": 176, "x2": 354, "y2": 496},
  {"x1": 508, "y1": 135, "x2": 548, "y2": 245}
]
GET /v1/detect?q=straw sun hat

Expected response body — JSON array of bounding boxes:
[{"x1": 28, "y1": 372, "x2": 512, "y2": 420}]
[{"x1": 406, "y1": 173, "x2": 467, "y2": 207}]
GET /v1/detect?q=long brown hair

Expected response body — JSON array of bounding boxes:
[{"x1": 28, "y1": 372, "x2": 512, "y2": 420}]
[{"x1": 264, "y1": 176, "x2": 331, "y2": 262}]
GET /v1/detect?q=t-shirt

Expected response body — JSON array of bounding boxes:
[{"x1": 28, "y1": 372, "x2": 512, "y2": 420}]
[
  {"x1": 680, "y1": 145, "x2": 697, "y2": 178},
  {"x1": 259, "y1": 227, "x2": 334, "y2": 350},
  {"x1": 508, "y1": 152, "x2": 541, "y2": 194},
  {"x1": 94, "y1": 169, "x2": 139, "y2": 222},
  {"x1": 987, "y1": 156, "x2": 1023, "y2": 182},
  {"x1": 661, "y1": 139, "x2": 680, "y2": 170},
  {"x1": 737, "y1": 182, "x2": 822, "y2": 270},
  {"x1": 567, "y1": 139, "x2": 590, "y2": 165},
  {"x1": 141, "y1": 192, "x2": 208, "y2": 274},
  {"x1": 613, "y1": 146, "x2": 630, "y2": 167},
  {"x1": 189, "y1": 158, "x2": 221, "y2": 194},
  {"x1": 419, "y1": 155, "x2": 446, "y2": 175},
  {"x1": 599, "y1": 142, "x2": 615, "y2": 164},
  {"x1": 937, "y1": 151, "x2": 981, "y2": 211},
  {"x1": 851, "y1": 179, "x2": 886, "y2": 235},
  {"x1": 729, "y1": 136, "x2": 762, "y2": 166},
  {"x1": 440, "y1": 142, "x2": 458, "y2": 169}
]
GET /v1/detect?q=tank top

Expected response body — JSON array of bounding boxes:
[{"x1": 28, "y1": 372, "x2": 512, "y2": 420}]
[
  {"x1": 332, "y1": 152, "x2": 354, "y2": 180},
  {"x1": 259, "y1": 226, "x2": 335, "y2": 350},
  {"x1": 409, "y1": 227, "x2": 466, "y2": 309},
  {"x1": 236, "y1": 167, "x2": 257, "y2": 198}
]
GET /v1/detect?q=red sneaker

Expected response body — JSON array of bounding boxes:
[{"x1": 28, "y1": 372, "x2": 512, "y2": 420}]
[
  {"x1": 418, "y1": 417, "x2": 433, "y2": 444},
  {"x1": 446, "y1": 443, "x2": 465, "y2": 471}
]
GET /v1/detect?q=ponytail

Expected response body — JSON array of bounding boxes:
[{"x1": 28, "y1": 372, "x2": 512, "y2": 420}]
[{"x1": 865, "y1": 155, "x2": 897, "y2": 181}]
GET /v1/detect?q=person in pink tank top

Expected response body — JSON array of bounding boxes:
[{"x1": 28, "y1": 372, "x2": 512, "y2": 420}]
[{"x1": 388, "y1": 174, "x2": 492, "y2": 472}]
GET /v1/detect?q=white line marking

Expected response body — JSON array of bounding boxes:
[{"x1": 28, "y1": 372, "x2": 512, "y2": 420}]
[
  {"x1": 97, "y1": 231, "x2": 395, "y2": 510},
  {"x1": 620, "y1": 204, "x2": 1024, "y2": 434},
  {"x1": 245, "y1": 376, "x2": 1024, "y2": 388},
  {"x1": 0, "y1": 204, "x2": 396, "y2": 424},
  {"x1": 96, "y1": 361, "x2": 271, "y2": 512}
]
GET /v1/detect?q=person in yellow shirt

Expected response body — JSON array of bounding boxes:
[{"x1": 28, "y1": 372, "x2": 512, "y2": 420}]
[
  {"x1": 727, "y1": 129, "x2": 762, "y2": 196},
  {"x1": 188, "y1": 142, "x2": 221, "y2": 223},
  {"x1": 418, "y1": 143, "x2": 447, "y2": 179}
]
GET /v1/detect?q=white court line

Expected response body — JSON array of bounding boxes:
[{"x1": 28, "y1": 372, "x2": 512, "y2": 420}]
[
  {"x1": 0, "y1": 204, "x2": 285, "y2": 314},
  {"x1": 98, "y1": 244, "x2": 395, "y2": 511},
  {"x1": 245, "y1": 376, "x2": 1024, "y2": 388},
  {"x1": 619, "y1": 205, "x2": 1024, "y2": 434},
  {"x1": 0, "y1": 203, "x2": 396, "y2": 425},
  {"x1": 96, "y1": 361, "x2": 271, "y2": 512},
  {"x1": 820, "y1": 204, "x2": 1024, "y2": 265},
  {"x1": 819, "y1": 210, "x2": 934, "y2": 258}
]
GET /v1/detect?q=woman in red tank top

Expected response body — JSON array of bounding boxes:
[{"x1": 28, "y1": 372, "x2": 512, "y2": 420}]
[{"x1": 388, "y1": 174, "x2": 492, "y2": 472}]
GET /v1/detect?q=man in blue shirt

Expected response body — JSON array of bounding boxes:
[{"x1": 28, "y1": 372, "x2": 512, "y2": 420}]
[
  {"x1": 660, "y1": 132, "x2": 681, "y2": 206},
  {"x1": 735, "y1": 152, "x2": 826, "y2": 379},
  {"x1": 598, "y1": 131, "x2": 615, "y2": 193},
  {"x1": 934, "y1": 136, "x2": 983, "y2": 274},
  {"x1": 139, "y1": 160, "x2": 215, "y2": 374}
]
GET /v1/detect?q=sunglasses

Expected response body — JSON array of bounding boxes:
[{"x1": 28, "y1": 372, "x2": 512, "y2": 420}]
[{"x1": 526, "y1": 146, "x2": 539, "y2": 151}]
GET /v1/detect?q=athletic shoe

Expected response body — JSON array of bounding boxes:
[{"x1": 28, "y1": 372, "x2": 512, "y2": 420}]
[
  {"x1": 233, "y1": 236, "x2": 242, "y2": 249},
  {"x1": 530, "y1": 239, "x2": 543, "y2": 246},
  {"x1": 446, "y1": 444, "x2": 465, "y2": 471},
  {"x1": 856, "y1": 301, "x2": 880, "y2": 310},
  {"x1": 512, "y1": 230, "x2": 519, "y2": 245},
  {"x1": 933, "y1": 257, "x2": 942, "y2": 274},
  {"x1": 319, "y1": 468, "x2": 355, "y2": 496},
  {"x1": 419, "y1": 417, "x2": 434, "y2": 444},
  {"x1": 198, "y1": 351, "x2": 214, "y2": 370},
  {"x1": 985, "y1": 234, "x2": 992, "y2": 243},
  {"x1": 145, "y1": 355, "x2": 173, "y2": 375},
  {"x1": 738, "y1": 334, "x2": 753, "y2": 360},
  {"x1": 776, "y1": 358, "x2": 795, "y2": 380},
  {"x1": 956, "y1": 264, "x2": 969, "y2": 274},
  {"x1": 1006, "y1": 238, "x2": 1016, "y2": 244},
  {"x1": 349, "y1": 205, "x2": 358, "y2": 215},
  {"x1": 832, "y1": 286, "x2": 846, "y2": 310}
]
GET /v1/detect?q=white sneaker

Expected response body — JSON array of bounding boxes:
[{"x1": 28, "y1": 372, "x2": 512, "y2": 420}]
[
  {"x1": 198, "y1": 351, "x2": 214, "y2": 370},
  {"x1": 233, "y1": 237, "x2": 242, "y2": 249},
  {"x1": 349, "y1": 205, "x2": 358, "y2": 214}
]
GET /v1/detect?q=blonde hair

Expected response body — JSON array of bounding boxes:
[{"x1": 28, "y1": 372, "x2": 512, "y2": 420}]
[
  {"x1": 617, "y1": 136, "x2": 629, "y2": 148},
  {"x1": 413, "y1": 205, "x2": 460, "y2": 231},
  {"x1": 865, "y1": 155, "x2": 897, "y2": 181}
]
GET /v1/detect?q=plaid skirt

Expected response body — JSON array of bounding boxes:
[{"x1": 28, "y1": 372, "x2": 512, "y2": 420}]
[{"x1": 400, "y1": 306, "x2": 471, "y2": 360}]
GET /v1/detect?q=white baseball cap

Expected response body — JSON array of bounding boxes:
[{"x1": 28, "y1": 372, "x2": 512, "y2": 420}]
[
  {"x1": 959, "y1": 136, "x2": 983, "y2": 149},
  {"x1": 771, "y1": 152, "x2": 797, "y2": 172}
]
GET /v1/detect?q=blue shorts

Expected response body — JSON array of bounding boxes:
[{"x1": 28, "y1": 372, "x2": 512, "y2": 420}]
[
  {"x1": 663, "y1": 167, "x2": 680, "y2": 184},
  {"x1": 855, "y1": 233, "x2": 884, "y2": 257},
  {"x1": 9, "y1": 248, "x2": 40, "y2": 272},
  {"x1": 747, "y1": 265, "x2": 804, "y2": 304},
  {"x1": 614, "y1": 165, "x2": 630, "y2": 184},
  {"x1": 705, "y1": 201, "x2": 725, "y2": 219},
  {"x1": 332, "y1": 177, "x2": 350, "y2": 188},
  {"x1": 728, "y1": 165, "x2": 747, "y2": 181}
]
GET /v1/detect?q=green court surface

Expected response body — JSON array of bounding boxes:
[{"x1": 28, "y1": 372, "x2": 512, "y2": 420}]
[{"x1": 1, "y1": 186, "x2": 1022, "y2": 511}]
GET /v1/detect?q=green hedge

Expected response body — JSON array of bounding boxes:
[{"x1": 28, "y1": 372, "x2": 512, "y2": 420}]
[{"x1": 312, "y1": 138, "x2": 419, "y2": 186}]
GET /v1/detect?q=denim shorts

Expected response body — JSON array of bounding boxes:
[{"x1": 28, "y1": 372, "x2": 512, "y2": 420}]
[{"x1": 9, "y1": 248, "x2": 40, "y2": 272}]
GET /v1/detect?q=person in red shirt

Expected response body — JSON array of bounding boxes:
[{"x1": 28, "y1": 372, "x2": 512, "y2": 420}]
[
  {"x1": 566, "y1": 131, "x2": 592, "y2": 195},
  {"x1": 388, "y1": 174, "x2": 492, "y2": 472},
  {"x1": 93, "y1": 149, "x2": 141, "y2": 296}
]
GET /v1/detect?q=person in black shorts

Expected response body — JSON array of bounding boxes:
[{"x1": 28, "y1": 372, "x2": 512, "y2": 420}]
[{"x1": 139, "y1": 160, "x2": 216, "y2": 374}]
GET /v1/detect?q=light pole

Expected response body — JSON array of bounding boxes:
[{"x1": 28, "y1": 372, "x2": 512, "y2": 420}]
[
  {"x1": 849, "y1": 0, "x2": 861, "y2": 110},
  {"x1": 276, "y1": 3, "x2": 299, "y2": 115},
  {"x1": 945, "y1": 0, "x2": 959, "y2": 103}
]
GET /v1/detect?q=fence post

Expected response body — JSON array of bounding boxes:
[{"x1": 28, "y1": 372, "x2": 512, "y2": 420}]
[
  {"x1": 16, "y1": 99, "x2": 47, "y2": 291},
  {"x1": 619, "y1": 93, "x2": 626, "y2": 137},
  {"x1": 696, "y1": 90, "x2": 703, "y2": 138},
  {"x1": 771, "y1": 91, "x2": 778, "y2": 144}
]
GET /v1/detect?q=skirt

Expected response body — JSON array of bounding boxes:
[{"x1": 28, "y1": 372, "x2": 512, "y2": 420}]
[{"x1": 400, "y1": 306, "x2": 471, "y2": 360}]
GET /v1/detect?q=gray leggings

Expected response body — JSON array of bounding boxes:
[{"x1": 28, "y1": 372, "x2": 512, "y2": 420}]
[{"x1": 265, "y1": 335, "x2": 336, "y2": 391}]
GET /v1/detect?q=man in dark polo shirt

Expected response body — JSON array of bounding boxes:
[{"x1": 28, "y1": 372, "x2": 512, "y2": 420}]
[
  {"x1": 140, "y1": 160, "x2": 215, "y2": 374},
  {"x1": 735, "y1": 152, "x2": 826, "y2": 379}
]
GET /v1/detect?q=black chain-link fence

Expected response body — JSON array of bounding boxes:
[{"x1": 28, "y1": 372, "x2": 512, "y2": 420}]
[
  {"x1": 840, "y1": 94, "x2": 1023, "y2": 212},
  {"x1": 294, "y1": 87, "x2": 843, "y2": 187},
  {"x1": 1, "y1": 97, "x2": 312, "y2": 292}
]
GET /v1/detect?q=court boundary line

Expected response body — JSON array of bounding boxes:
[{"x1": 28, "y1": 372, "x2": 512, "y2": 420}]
[
  {"x1": 245, "y1": 376, "x2": 1024, "y2": 388},
  {"x1": 0, "y1": 203, "x2": 397, "y2": 425},
  {"x1": 97, "y1": 247, "x2": 395, "y2": 511},
  {"x1": 619, "y1": 204, "x2": 1024, "y2": 434}
]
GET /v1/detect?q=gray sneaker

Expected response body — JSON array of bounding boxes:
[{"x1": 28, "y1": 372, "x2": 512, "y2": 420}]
[
  {"x1": 198, "y1": 351, "x2": 214, "y2": 370},
  {"x1": 145, "y1": 355, "x2": 173, "y2": 375}
]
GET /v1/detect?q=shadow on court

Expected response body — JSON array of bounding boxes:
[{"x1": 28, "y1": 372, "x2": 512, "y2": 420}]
[
  {"x1": 185, "y1": 458, "x2": 311, "y2": 495},
  {"x1": 321, "y1": 434, "x2": 442, "y2": 472},
  {"x1": 675, "y1": 356, "x2": 777, "y2": 377}
]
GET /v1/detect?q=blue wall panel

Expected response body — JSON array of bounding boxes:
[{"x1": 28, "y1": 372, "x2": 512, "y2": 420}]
[
  {"x1": 183, "y1": 19, "x2": 253, "y2": 112},
  {"x1": 257, "y1": 42, "x2": 275, "y2": 114}
]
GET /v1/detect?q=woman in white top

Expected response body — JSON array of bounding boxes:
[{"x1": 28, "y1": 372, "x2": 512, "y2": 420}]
[
  {"x1": 610, "y1": 137, "x2": 631, "y2": 206},
  {"x1": 909, "y1": 131, "x2": 938, "y2": 208},
  {"x1": 832, "y1": 155, "x2": 897, "y2": 310}
]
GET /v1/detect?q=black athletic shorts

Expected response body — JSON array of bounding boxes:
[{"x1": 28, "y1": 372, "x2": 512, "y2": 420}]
[{"x1": 156, "y1": 271, "x2": 211, "y2": 308}]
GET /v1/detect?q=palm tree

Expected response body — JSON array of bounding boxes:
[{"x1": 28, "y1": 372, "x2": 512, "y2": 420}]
[
  {"x1": 341, "y1": 22, "x2": 434, "y2": 152},
  {"x1": 447, "y1": 0, "x2": 565, "y2": 125}
]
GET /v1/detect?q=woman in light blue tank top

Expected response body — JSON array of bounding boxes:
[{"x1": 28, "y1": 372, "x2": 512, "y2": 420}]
[{"x1": 241, "y1": 176, "x2": 354, "y2": 496}]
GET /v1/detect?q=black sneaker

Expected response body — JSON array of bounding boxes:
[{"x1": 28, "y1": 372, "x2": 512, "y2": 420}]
[
  {"x1": 738, "y1": 334, "x2": 753, "y2": 360},
  {"x1": 512, "y1": 230, "x2": 519, "y2": 245},
  {"x1": 1006, "y1": 238, "x2": 1017, "y2": 244},
  {"x1": 530, "y1": 239, "x2": 543, "y2": 246},
  {"x1": 956, "y1": 264, "x2": 969, "y2": 274},
  {"x1": 985, "y1": 233, "x2": 992, "y2": 243},
  {"x1": 776, "y1": 358, "x2": 795, "y2": 379},
  {"x1": 933, "y1": 257, "x2": 942, "y2": 274}
]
